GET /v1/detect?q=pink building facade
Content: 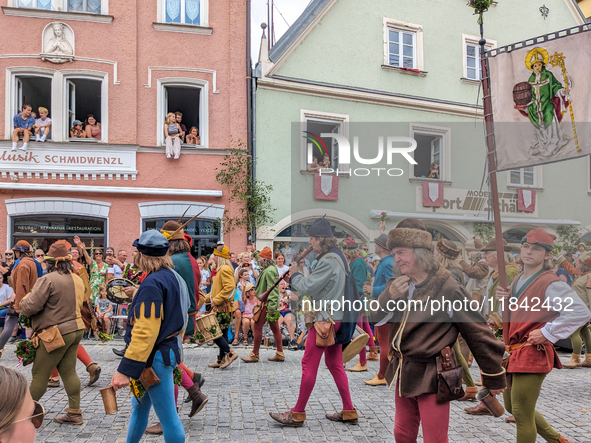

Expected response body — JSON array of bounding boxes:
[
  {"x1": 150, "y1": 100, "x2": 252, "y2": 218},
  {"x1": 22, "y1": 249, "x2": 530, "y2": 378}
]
[{"x1": 0, "y1": 0, "x2": 248, "y2": 256}]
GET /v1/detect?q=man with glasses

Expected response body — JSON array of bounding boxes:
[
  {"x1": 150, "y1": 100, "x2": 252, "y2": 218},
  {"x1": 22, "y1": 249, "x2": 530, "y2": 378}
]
[{"x1": 105, "y1": 247, "x2": 123, "y2": 281}]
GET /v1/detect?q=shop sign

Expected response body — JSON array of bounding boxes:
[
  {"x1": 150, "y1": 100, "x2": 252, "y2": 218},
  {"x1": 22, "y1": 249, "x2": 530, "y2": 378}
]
[
  {"x1": 0, "y1": 146, "x2": 137, "y2": 177},
  {"x1": 415, "y1": 186, "x2": 538, "y2": 217}
]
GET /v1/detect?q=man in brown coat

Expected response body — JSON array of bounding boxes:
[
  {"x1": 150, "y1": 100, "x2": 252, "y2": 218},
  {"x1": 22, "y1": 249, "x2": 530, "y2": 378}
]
[{"x1": 11, "y1": 240, "x2": 38, "y2": 312}]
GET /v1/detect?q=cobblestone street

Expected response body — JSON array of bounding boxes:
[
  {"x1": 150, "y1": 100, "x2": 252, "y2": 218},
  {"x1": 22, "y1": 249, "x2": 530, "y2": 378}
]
[{"x1": 3, "y1": 341, "x2": 591, "y2": 443}]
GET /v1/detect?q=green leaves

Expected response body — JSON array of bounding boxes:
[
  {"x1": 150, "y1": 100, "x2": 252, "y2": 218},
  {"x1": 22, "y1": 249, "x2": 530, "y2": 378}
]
[{"x1": 473, "y1": 222, "x2": 495, "y2": 244}]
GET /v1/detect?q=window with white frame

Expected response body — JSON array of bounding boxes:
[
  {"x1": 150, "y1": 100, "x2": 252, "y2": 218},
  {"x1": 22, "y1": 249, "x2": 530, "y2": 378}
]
[
  {"x1": 158, "y1": 80, "x2": 208, "y2": 148},
  {"x1": 509, "y1": 167, "x2": 536, "y2": 186},
  {"x1": 163, "y1": 0, "x2": 205, "y2": 25},
  {"x1": 8, "y1": 69, "x2": 107, "y2": 143},
  {"x1": 14, "y1": 0, "x2": 106, "y2": 13},
  {"x1": 300, "y1": 110, "x2": 349, "y2": 173},
  {"x1": 387, "y1": 28, "x2": 416, "y2": 69},
  {"x1": 410, "y1": 125, "x2": 451, "y2": 181},
  {"x1": 462, "y1": 35, "x2": 496, "y2": 81},
  {"x1": 383, "y1": 18, "x2": 423, "y2": 71}
]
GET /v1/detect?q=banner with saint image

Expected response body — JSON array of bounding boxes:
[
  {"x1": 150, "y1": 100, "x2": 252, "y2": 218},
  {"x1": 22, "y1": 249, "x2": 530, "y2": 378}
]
[{"x1": 488, "y1": 26, "x2": 591, "y2": 171}]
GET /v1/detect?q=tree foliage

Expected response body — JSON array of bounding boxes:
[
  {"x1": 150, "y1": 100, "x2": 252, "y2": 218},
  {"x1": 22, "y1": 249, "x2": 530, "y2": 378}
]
[
  {"x1": 555, "y1": 225, "x2": 583, "y2": 253},
  {"x1": 215, "y1": 139, "x2": 275, "y2": 236},
  {"x1": 473, "y1": 222, "x2": 495, "y2": 244}
]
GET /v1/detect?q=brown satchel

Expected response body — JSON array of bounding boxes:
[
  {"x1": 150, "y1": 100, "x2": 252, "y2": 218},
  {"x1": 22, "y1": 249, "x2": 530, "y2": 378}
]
[
  {"x1": 139, "y1": 367, "x2": 161, "y2": 390},
  {"x1": 314, "y1": 321, "x2": 335, "y2": 347},
  {"x1": 252, "y1": 303, "x2": 263, "y2": 322},
  {"x1": 435, "y1": 346, "x2": 464, "y2": 404},
  {"x1": 36, "y1": 325, "x2": 66, "y2": 353}
]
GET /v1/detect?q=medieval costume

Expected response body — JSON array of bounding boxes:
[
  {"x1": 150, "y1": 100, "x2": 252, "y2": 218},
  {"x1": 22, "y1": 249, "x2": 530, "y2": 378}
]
[
  {"x1": 501, "y1": 229, "x2": 590, "y2": 443},
  {"x1": 270, "y1": 218, "x2": 358, "y2": 427},
  {"x1": 365, "y1": 233, "x2": 394, "y2": 386},
  {"x1": 115, "y1": 230, "x2": 190, "y2": 443},
  {"x1": 207, "y1": 245, "x2": 238, "y2": 369},
  {"x1": 375, "y1": 218, "x2": 506, "y2": 442},
  {"x1": 241, "y1": 247, "x2": 285, "y2": 363},
  {"x1": 563, "y1": 250, "x2": 591, "y2": 368},
  {"x1": 20, "y1": 243, "x2": 86, "y2": 425}
]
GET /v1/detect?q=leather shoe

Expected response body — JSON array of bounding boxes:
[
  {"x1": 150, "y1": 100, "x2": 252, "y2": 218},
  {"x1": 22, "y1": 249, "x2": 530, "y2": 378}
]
[
  {"x1": 269, "y1": 411, "x2": 305, "y2": 427},
  {"x1": 505, "y1": 415, "x2": 516, "y2": 423},
  {"x1": 464, "y1": 402, "x2": 492, "y2": 415},
  {"x1": 112, "y1": 347, "x2": 126, "y2": 357}
]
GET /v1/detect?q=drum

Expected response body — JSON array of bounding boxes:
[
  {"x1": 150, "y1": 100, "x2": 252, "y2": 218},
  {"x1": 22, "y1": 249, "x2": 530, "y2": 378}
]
[
  {"x1": 342, "y1": 326, "x2": 369, "y2": 364},
  {"x1": 513, "y1": 82, "x2": 532, "y2": 108},
  {"x1": 106, "y1": 278, "x2": 135, "y2": 305},
  {"x1": 194, "y1": 312, "x2": 223, "y2": 344}
]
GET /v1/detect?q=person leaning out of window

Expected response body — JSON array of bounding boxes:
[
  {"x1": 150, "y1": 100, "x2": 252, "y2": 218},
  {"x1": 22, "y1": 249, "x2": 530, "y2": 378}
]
[
  {"x1": 185, "y1": 126, "x2": 200, "y2": 145},
  {"x1": 70, "y1": 120, "x2": 87, "y2": 139},
  {"x1": 84, "y1": 114, "x2": 101, "y2": 140},
  {"x1": 164, "y1": 112, "x2": 182, "y2": 160}
]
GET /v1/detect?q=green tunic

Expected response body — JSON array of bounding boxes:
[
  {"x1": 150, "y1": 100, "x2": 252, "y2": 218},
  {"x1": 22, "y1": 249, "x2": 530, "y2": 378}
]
[
  {"x1": 527, "y1": 68, "x2": 563, "y2": 130},
  {"x1": 256, "y1": 265, "x2": 280, "y2": 313}
]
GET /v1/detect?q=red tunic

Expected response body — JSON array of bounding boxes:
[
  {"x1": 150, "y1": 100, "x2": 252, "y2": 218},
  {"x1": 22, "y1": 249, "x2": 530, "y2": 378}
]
[{"x1": 505, "y1": 270, "x2": 562, "y2": 373}]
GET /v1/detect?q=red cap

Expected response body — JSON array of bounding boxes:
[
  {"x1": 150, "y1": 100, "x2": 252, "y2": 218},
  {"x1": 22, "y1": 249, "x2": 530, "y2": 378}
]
[{"x1": 521, "y1": 228, "x2": 556, "y2": 251}]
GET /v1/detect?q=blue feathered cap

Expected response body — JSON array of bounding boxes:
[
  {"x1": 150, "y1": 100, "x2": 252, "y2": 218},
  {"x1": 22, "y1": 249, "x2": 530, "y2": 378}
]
[
  {"x1": 309, "y1": 217, "x2": 333, "y2": 238},
  {"x1": 133, "y1": 230, "x2": 170, "y2": 257}
]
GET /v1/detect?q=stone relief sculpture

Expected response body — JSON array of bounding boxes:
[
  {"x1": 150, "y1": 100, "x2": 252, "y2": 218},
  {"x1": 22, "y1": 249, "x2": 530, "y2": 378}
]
[{"x1": 40, "y1": 22, "x2": 74, "y2": 64}]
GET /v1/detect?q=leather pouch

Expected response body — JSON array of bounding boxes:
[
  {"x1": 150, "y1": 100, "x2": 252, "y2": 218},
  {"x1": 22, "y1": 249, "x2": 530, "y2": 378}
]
[
  {"x1": 37, "y1": 325, "x2": 66, "y2": 353},
  {"x1": 314, "y1": 321, "x2": 335, "y2": 347},
  {"x1": 139, "y1": 367, "x2": 161, "y2": 390},
  {"x1": 252, "y1": 304, "x2": 263, "y2": 322},
  {"x1": 435, "y1": 346, "x2": 464, "y2": 404}
]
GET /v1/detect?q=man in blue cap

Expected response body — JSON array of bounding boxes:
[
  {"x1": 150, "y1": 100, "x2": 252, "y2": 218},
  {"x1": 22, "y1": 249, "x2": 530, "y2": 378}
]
[
  {"x1": 110, "y1": 230, "x2": 194, "y2": 443},
  {"x1": 270, "y1": 217, "x2": 359, "y2": 427}
]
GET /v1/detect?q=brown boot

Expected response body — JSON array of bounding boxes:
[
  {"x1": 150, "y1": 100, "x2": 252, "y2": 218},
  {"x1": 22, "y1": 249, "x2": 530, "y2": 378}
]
[
  {"x1": 145, "y1": 423, "x2": 163, "y2": 435},
  {"x1": 86, "y1": 362, "x2": 101, "y2": 387},
  {"x1": 207, "y1": 356, "x2": 226, "y2": 368},
  {"x1": 186, "y1": 385, "x2": 208, "y2": 418},
  {"x1": 268, "y1": 352, "x2": 285, "y2": 362},
  {"x1": 559, "y1": 436, "x2": 574, "y2": 443},
  {"x1": 581, "y1": 353, "x2": 591, "y2": 368},
  {"x1": 563, "y1": 354, "x2": 582, "y2": 368},
  {"x1": 346, "y1": 359, "x2": 368, "y2": 372},
  {"x1": 505, "y1": 415, "x2": 516, "y2": 423},
  {"x1": 47, "y1": 376, "x2": 61, "y2": 388},
  {"x1": 269, "y1": 411, "x2": 306, "y2": 427},
  {"x1": 367, "y1": 346, "x2": 379, "y2": 361},
  {"x1": 458, "y1": 386, "x2": 479, "y2": 401},
  {"x1": 364, "y1": 373, "x2": 387, "y2": 386},
  {"x1": 53, "y1": 408, "x2": 83, "y2": 425},
  {"x1": 464, "y1": 402, "x2": 492, "y2": 416},
  {"x1": 325, "y1": 409, "x2": 359, "y2": 425},
  {"x1": 241, "y1": 352, "x2": 259, "y2": 363},
  {"x1": 220, "y1": 349, "x2": 238, "y2": 369}
]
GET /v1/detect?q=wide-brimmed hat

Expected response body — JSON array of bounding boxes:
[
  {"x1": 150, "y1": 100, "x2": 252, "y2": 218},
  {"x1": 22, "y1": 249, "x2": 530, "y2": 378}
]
[
  {"x1": 244, "y1": 283, "x2": 255, "y2": 293},
  {"x1": 213, "y1": 245, "x2": 230, "y2": 259},
  {"x1": 481, "y1": 237, "x2": 512, "y2": 252},
  {"x1": 160, "y1": 220, "x2": 186, "y2": 241},
  {"x1": 45, "y1": 243, "x2": 72, "y2": 262},
  {"x1": 520, "y1": 228, "x2": 555, "y2": 251},
  {"x1": 12, "y1": 240, "x2": 31, "y2": 252},
  {"x1": 132, "y1": 230, "x2": 170, "y2": 257},
  {"x1": 386, "y1": 218, "x2": 432, "y2": 251},
  {"x1": 436, "y1": 239, "x2": 461, "y2": 260},
  {"x1": 54, "y1": 239, "x2": 73, "y2": 251},
  {"x1": 465, "y1": 237, "x2": 484, "y2": 252}
]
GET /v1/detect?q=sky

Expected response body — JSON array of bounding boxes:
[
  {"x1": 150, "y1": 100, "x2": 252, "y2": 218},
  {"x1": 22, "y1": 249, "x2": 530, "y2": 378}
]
[{"x1": 250, "y1": 0, "x2": 310, "y2": 61}]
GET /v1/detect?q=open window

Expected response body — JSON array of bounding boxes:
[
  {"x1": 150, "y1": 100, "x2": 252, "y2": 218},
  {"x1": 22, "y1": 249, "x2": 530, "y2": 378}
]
[
  {"x1": 410, "y1": 124, "x2": 451, "y2": 181},
  {"x1": 66, "y1": 78, "x2": 102, "y2": 140},
  {"x1": 160, "y1": 83, "x2": 204, "y2": 146},
  {"x1": 300, "y1": 110, "x2": 349, "y2": 173},
  {"x1": 15, "y1": 75, "x2": 52, "y2": 139}
]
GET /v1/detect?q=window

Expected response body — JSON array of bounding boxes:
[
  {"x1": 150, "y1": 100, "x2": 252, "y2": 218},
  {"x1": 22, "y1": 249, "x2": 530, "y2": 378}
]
[
  {"x1": 8, "y1": 68, "x2": 107, "y2": 143},
  {"x1": 144, "y1": 218, "x2": 219, "y2": 257},
  {"x1": 157, "y1": 79, "x2": 208, "y2": 148},
  {"x1": 383, "y1": 18, "x2": 424, "y2": 71},
  {"x1": 509, "y1": 167, "x2": 536, "y2": 186},
  {"x1": 163, "y1": 0, "x2": 204, "y2": 25},
  {"x1": 462, "y1": 35, "x2": 496, "y2": 82},
  {"x1": 410, "y1": 124, "x2": 451, "y2": 181},
  {"x1": 12, "y1": 0, "x2": 107, "y2": 14},
  {"x1": 387, "y1": 28, "x2": 415, "y2": 69},
  {"x1": 300, "y1": 110, "x2": 349, "y2": 173}
]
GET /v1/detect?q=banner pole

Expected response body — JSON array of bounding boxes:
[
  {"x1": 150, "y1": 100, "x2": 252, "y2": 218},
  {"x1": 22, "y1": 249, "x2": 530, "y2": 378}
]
[{"x1": 479, "y1": 24, "x2": 508, "y2": 341}]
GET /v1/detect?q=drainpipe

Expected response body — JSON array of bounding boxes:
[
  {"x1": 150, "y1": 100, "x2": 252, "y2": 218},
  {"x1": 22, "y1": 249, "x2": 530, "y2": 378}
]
[{"x1": 246, "y1": 0, "x2": 255, "y2": 244}]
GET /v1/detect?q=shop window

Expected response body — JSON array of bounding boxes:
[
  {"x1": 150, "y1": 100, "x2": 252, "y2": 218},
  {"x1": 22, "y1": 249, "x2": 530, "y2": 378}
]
[
  {"x1": 143, "y1": 218, "x2": 219, "y2": 258},
  {"x1": 411, "y1": 125, "x2": 451, "y2": 181}
]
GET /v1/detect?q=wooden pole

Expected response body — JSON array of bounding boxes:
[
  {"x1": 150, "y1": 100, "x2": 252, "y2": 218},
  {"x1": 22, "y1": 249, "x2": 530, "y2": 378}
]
[{"x1": 479, "y1": 25, "x2": 508, "y2": 341}]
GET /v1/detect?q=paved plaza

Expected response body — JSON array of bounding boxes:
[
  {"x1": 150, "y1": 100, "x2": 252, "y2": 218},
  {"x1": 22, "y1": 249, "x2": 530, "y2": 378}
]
[{"x1": 2, "y1": 340, "x2": 591, "y2": 442}]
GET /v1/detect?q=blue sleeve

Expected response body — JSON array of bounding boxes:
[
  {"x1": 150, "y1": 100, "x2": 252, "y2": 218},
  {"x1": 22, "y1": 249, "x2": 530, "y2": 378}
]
[
  {"x1": 373, "y1": 263, "x2": 394, "y2": 299},
  {"x1": 13, "y1": 115, "x2": 18, "y2": 128},
  {"x1": 26, "y1": 117, "x2": 35, "y2": 129}
]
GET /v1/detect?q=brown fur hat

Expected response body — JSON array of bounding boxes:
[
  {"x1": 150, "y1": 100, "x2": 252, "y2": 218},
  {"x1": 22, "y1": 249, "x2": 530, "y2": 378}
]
[
  {"x1": 436, "y1": 238, "x2": 460, "y2": 259},
  {"x1": 386, "y1": 218, "x2": 433, "y2": 251},
  {"x1": 160, "y1": 220, "x2": 185, "y2": 241}
]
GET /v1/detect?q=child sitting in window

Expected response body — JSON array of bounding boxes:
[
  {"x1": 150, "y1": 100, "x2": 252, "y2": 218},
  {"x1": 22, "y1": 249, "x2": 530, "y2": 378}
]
[
  {"x1": 186, "y1": 126, "x2": 200, "y2": 145},
  {"x1": 307, "y1": 157, "x2": 321, "y2": 172},
  {"x1": 321, "y1": 154, "x2": 331, "y2": 169},
  {"x1": 33, "y1": 107, "x2": 52, "y2": 142},
  {"x1": 427, "y1": 162, "x2": 440, "y2": 179},
  {"x1": 70, "y1": 120, "x2": 87, "y2": 138}
]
